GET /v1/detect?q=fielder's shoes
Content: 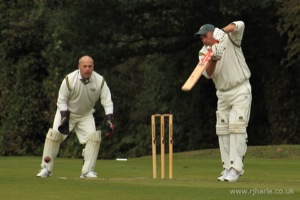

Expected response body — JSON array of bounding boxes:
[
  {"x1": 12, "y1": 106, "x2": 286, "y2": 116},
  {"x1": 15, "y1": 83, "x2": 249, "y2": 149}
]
[
  {"x1": 217, "y1": 169, "x2": 230, "y2": 181},
  {"x1": 36, "y1": 167, "x2": 52, "y2": 178},
  {"x1": 80, "y1": 171, "x2": 98, "y2": 178},
  {"x1": 224, "y1": 168, "x2": 244, "y2": 182}
]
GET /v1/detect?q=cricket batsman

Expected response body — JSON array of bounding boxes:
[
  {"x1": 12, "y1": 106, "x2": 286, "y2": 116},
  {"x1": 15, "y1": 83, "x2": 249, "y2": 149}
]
[
  {"x1": 194, "y1": 21, "x2": 252, "y2": 182},
  {"x1": 36, "y1": 55, "x2": 114, "y2": 178}
]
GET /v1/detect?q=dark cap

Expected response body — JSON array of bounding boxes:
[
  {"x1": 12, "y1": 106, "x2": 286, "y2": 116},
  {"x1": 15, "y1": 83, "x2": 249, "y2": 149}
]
[{"x1": 194, "y1": 24, "x2": 215, "y2": 38}]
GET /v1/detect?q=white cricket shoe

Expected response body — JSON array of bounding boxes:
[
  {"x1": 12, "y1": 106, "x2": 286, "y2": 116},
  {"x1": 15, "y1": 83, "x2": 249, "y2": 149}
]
[
  {"x1": 224, "y1": 168, "x2": 244, "y2": 182},
  {"x1": 217, "y1": 169, "x2": 229, "y2": 181},
  {"x1": 80, "y1": 171, "x2": 98, "y2": 178},
  {"x1": 36, "y1": 167, "x2": 52, "y2": 177}
]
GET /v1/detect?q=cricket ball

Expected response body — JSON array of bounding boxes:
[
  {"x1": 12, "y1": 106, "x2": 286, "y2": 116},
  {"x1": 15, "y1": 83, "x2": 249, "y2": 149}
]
[{"x1": 44, "y1": 156, "x2": 51, "y2": 163}]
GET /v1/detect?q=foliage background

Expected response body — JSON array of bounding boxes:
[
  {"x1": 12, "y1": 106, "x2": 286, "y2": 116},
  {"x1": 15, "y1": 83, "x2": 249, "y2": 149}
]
[{"x1": 0, "y1": 0, "x2": 299, "y2": 158}]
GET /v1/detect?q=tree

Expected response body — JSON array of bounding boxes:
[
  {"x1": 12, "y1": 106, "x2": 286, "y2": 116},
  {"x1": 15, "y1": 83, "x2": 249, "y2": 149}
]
[{"x1": 0, "y1": 1, "x2": 50, "y2": 155}]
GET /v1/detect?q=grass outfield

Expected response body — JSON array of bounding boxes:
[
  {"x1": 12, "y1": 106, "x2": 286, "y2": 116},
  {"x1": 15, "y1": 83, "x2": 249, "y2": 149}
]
[{"x1": 0, "y1": 145, "x2": 299, "y2": 200}]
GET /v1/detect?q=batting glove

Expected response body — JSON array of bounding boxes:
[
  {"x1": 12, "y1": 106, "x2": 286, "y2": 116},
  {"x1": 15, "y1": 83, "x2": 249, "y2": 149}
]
[
  {"x1": 211, "y1": 44, "x2": 224, "y2": 60},
  {"x1": 213, "y1": 28, "x2": 226, "y2": 43},
  {"x1": 58, "y1": 110, "x2": 70, "y2": 135}
]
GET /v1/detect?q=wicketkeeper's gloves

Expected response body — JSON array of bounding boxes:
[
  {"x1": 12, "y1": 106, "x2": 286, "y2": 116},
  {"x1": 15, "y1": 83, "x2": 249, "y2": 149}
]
[
  {"x1": 58, "y1": 110, "x2": 70, "y2": 135},
  {"x1": 105, "y1": 114, "x2": 115, "y2": 138}
]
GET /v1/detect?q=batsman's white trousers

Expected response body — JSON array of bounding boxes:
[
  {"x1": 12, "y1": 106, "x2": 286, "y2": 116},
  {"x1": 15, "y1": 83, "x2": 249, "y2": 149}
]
[
  {"x1": 216, "y1": 80, "x2": 251, "y2": 128},
  {"x1": 216, "y1": 80, "x2": 251, "y2": 172}
]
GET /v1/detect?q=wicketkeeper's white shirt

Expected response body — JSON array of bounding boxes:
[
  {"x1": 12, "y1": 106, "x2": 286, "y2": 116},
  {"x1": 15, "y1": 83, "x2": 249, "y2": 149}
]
[
  {"x1": 201, "y1": 21, "x2": 251, "y2": 91},
  {"x1": 57, "y1": 70, "x2": 113, "y2": 115}
]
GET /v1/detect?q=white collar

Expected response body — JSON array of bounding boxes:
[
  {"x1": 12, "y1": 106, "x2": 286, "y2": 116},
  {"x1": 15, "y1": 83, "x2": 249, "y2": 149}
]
[{"x1": 78, "y1": 70, "x2": 93, "y2": 83}]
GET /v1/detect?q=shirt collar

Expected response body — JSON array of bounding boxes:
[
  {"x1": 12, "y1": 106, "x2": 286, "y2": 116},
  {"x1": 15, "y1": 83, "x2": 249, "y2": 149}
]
[{"x1": 78, "y1": 70, "x2": 93, "y2": 84}]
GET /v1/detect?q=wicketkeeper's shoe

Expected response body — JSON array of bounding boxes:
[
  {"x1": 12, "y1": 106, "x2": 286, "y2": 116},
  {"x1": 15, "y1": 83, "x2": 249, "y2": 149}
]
[
  {"x1": 224, "y1": 168, "x2": 244, "y2": 182},
  {"x1": 217, "y1": 169, "x2": 229, "y2": 181},
  {"x1": 80, "y1": 171, "x2": 98, "y2": 178},
  {"x1": 36, "y1": 167, "x2": 52, "y2": 178}
]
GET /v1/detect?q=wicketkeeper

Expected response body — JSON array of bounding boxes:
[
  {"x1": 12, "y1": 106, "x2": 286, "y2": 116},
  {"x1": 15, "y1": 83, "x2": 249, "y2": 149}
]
[
  {"x1": 194, "y1": 21, "x2": 252, "y2": 182},
  {"x1": 36, "y1": 55, "x2": 114, "y2": 178}
]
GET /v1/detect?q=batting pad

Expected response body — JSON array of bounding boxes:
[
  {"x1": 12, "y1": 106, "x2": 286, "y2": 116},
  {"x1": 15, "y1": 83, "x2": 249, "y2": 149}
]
[
  {"x1": 216, "y1": 111, "x2": 229, "y2": 135},
  {"x1": 229, "y1": 109, "x2": 247, "y2": 134},
  {"x1": 41, "y1": 128, "x2": 65, "y2": 172},
  {"x1": 229, "y1": 133, "x2": 247, "y2": 172},
  {"x1": 81, "y1": 131, "x2": 101, "y2": 175}
]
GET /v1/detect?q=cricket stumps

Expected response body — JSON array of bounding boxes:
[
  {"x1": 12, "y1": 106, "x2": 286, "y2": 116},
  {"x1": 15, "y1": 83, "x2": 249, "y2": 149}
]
[{"x1": 151, "y1": 114, "x2": 173, "y2": 179}]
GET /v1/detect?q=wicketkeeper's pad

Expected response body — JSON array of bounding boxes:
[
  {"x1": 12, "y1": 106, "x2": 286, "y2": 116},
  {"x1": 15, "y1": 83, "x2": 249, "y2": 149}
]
[
  {"x1": 41, "y1": 128, "x2": 65, "y2": 172},
  {"x1": 81, "y1": 131, "x2": 102, "y2": 175}
]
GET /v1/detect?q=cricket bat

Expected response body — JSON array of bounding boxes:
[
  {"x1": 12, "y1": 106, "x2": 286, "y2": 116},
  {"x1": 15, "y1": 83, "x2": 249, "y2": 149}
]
[{"x1": 181, "y1": 48, "x2": 213, "y2": 91}]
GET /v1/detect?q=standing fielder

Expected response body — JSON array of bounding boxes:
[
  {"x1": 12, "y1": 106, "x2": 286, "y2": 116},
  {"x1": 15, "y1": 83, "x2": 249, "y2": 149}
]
[
  {"x1": 36, "y1": 55, "x2": 114, "y2": 178},
  {"x1": 194, "y1": 21, "x2": 252, "y2": 182}
]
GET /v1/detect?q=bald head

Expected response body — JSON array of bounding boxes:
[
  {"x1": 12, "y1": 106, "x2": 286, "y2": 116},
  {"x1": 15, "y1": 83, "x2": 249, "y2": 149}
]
[
  {"x1": 78, "y1": 55, "x2": 94, "y2": 80},
  {"x1": 79, "y1": 55, "x2": 94, "y2": 64}
]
